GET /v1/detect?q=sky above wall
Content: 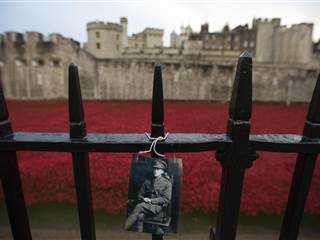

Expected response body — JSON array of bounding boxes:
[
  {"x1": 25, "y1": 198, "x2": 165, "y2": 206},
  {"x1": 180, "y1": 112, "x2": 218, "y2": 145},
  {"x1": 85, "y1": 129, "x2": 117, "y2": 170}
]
[{"x1": 0, "y1": 0, "x2": 319, "y2": 47}]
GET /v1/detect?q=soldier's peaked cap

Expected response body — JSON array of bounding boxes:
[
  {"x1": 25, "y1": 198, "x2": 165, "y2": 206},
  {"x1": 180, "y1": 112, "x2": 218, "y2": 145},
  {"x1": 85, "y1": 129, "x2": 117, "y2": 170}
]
[{"x1": 153, "y1": 159, "x2": 167, "y2": 169}]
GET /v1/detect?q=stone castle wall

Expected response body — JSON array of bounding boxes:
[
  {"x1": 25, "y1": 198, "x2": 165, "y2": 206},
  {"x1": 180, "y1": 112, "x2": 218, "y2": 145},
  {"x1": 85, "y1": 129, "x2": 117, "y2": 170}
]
[
  {"x1": 0, "y1": 31, "x2": 319, "y2": 103},
  {"x1": 79, "y1": 59, "x2": 318, "y2": 103}
]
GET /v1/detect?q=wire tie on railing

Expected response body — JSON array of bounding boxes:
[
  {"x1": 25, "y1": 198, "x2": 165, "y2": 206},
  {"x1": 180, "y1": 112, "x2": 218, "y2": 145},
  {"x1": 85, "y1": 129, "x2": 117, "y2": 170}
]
[{"x1": 139, "y1": 132, "x2": 169, "y2": 157}]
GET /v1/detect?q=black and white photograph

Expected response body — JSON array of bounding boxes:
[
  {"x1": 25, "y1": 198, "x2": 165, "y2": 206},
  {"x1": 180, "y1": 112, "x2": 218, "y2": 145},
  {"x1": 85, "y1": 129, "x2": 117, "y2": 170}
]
[{"x1": 125, "y1": 154, "x2": 182, "y2": 235}]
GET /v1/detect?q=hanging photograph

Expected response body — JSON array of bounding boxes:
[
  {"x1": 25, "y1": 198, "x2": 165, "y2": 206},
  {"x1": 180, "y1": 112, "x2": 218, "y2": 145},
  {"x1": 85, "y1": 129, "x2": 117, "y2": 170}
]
[{"x1": 125, "y1": 154, "x2": 183, "y2": 235}]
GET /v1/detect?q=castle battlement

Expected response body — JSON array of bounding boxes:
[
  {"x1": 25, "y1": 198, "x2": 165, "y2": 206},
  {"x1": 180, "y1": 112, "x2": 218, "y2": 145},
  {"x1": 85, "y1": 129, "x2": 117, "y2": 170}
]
[
  {"x1": 2, "y1": 31, "x2": 80, "y2": 47},
  {"x1": 254, "y1": 18, "x2": 281, "y2": 26},
  {"x1": 143, "y1": 28, "x2": 164, "y2": 35},
  {"x1": 1, "y1": 31, "x2": 80, "y2": 71},
  {"x1": 87, "y1": 21, "x2": 122, "y2": 32},
  {"x1": 120, "y1": 17, "x2": 128, "y2": 23},
  {"x1": 25, "y1": 32, "x2": 44, "y2": 43},
  {"x1": 87, "y1": 21, "x2": 104, "y2": 28},
  {"x1": 4, "y1": 32, "x2": 24, "y2": 42},
  {"x1": 48, "y1": 33, "x2": 64, "y2": 43},
  {"x1": 291, "y1": 23, "x2": 313, "y2": 29}
]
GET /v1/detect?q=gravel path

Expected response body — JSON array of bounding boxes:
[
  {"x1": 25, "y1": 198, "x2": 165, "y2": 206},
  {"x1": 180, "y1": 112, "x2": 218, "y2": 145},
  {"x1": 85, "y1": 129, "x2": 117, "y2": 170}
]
[{"x1": 1, "y1": 227, "x2": 319, "y2": 240}]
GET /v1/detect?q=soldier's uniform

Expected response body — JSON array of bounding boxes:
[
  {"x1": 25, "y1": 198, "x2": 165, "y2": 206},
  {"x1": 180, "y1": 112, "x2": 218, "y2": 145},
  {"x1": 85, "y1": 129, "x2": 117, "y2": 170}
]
[{"x1": 125, "y1": 159, "x2": 172, "y2": 232}]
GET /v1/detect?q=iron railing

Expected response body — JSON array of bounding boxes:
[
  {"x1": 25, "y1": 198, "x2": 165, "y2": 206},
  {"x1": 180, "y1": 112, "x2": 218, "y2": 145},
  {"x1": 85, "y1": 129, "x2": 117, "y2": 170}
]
[{"x1": 0, "y1": 51, "x2": 320, "y2": 240}]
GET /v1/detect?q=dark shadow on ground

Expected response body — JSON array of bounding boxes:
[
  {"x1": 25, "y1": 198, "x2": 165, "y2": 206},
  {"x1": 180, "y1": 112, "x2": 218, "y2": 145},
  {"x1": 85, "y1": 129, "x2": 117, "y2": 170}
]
[{"x1": 0, "y1": 202, "x2": 319, "y2": 239}]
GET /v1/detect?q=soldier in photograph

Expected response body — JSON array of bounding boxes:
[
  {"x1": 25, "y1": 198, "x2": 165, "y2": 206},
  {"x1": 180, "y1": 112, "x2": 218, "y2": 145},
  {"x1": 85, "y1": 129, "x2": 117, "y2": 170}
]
[{"x1": 125, "y1": 159, "x2": 172, "y2": 232}]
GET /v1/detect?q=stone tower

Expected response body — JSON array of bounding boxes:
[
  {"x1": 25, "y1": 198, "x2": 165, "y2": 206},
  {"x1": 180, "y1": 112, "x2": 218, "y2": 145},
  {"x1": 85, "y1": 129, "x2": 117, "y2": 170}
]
[
  {"x1": 86, "y1": 19, "x2": 123, "y2": 59},
  {"x1": 170, "y1": 30, "x2": 178, "y2": 48},
  {"x1": 255, "y1": 18, "x2": 313, "y2": 64}
]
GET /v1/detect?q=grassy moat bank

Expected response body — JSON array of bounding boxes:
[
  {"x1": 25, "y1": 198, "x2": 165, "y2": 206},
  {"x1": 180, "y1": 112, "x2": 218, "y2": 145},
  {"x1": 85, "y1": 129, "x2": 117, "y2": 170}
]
[{"x1": 1, "y1": 202, "x2": 319, "y2": 239}]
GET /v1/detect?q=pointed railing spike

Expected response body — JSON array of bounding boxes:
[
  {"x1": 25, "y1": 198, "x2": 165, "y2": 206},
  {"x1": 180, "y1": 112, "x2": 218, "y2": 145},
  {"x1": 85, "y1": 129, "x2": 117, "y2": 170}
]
[
  {"x1": 215, "y1": 51, "x2": 255, "y2": 240},
  {"x1": 306, "y1": 72, "x2": 320, "y2": 123},
  {"x1": 68, "y1": 63, "x2": 96, "y2": 240},
  {"x1": 68, "y1": 63, "x2": 86, "y2": 139},
  {"x1": 0, "y1": 83, "x2": 9, "y2": 121},
  {"x1": 0, "y1": 83, "x2": 32, "y2": 239},
  {"x1": 228, "y1": 51, "x2": 252, "y2": 122},
  {"x1": 151, "y1": 63, "x2": 165, "y2": 240},
  {"x1": 151, "y1": 63, "x2": 164, "y2": 138},
  {"x1": 280, "y1": 71, "x2": 320, "y2": 240},
  {"x1": 240, "y1": 50, "x2": 251, "y2": 58},
  {"x1": 0, "y1": 83, "x2": 13, "y2": 137}
]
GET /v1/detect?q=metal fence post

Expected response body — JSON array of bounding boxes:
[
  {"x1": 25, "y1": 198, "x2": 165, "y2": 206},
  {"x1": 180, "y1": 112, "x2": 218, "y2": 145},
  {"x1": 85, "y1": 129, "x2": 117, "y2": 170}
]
[
  {"x1": 69, "y1": 63, "x2": 96, "y2": 240},
  {"x1": 151, "y1": 63, "x2": 165, "y2": 240},
  {"x1": 214, "y1": 51, "x2": 257, "y2": 240},
  {"x1": 280, "y1": 73, "x2": 320, "y2": 240},
  {"x1": 0, "y1": 83, "x2": 32, "y2": 240}
]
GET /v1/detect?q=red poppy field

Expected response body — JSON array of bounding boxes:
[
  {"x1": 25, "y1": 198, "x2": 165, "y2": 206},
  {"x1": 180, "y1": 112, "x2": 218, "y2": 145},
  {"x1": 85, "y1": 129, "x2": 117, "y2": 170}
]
[{"x1": 0, "y1": 100, "x2": 319, "y2": 216}]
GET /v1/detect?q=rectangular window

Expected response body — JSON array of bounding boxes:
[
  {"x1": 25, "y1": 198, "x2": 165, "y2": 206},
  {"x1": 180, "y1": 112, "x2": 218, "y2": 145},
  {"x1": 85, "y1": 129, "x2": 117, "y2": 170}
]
[
  {"x1": 96, "y1": 42, "x2": 101, "y2": 49},
  {"x1": 96, "y1": 31, "x2": 100, "y2": 38}
]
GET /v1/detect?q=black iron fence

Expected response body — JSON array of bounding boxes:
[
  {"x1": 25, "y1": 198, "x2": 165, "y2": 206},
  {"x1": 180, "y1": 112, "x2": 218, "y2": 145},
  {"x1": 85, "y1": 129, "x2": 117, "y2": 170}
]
[{"x1": 0, "y1": 51, "x2": 319, "y2": 240}]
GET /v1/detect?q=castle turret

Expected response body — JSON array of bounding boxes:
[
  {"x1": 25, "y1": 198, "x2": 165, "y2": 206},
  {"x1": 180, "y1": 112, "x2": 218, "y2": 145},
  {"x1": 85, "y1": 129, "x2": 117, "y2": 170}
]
[
  {"x1": 86, "y1": 20, "x2": 123, "y2": 59},
  {"x1": 289, "y1": 23, "x2": 313, "y2": 64},
  {"x1": 255, "y1": 19, "x2": 278, "y2": 62},
  {"x1": 142, "y1": 28, "x2": 163, "y2": 48},
  {"x1": 271, "y1": 18, "x2": 281, "y2": 27},
  {"x1": 120, "y1": 17, "x2": 128, "y2": 48},
  {"x1": 255, "y1": 18, "x2": 313, "y2": 64},
  {"x1": 185, "y1": 25, "x2": 193, "y2": 36},
  {"x1": 170, "y1": 30, "x2": 178, "y2": 48},
  {"x1": 200, "y1": 23, "x2": 209, "y2": 34}
]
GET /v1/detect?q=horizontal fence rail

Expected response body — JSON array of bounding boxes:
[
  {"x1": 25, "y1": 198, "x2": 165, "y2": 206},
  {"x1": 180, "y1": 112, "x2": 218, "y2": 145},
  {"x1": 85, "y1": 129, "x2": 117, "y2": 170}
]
[
  {"x1": 0, "y1": 133, "x2": 319, "y2": 153},
  {"x1": 0, "y1": 51, "x2": 319, "y2": 240}
]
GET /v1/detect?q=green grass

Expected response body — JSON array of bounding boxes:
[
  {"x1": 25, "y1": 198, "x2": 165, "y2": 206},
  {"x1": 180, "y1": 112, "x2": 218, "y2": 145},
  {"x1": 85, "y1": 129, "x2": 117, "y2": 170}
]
[{"x1": 1, "y1": 201, "x2": 319, "y2": 236}]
